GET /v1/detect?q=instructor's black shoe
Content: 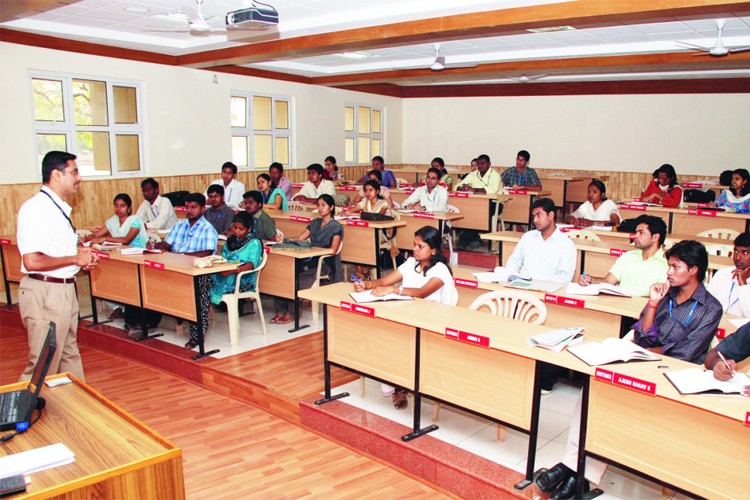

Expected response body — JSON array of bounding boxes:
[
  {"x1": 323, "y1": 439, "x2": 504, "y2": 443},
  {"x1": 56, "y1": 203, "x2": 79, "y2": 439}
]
[
  {"x1": 550, "y1": 474, "x2": 589, "y2": 500},
  {"x1": 535, "y1": 463, "x2": 573, "y2": 493}
]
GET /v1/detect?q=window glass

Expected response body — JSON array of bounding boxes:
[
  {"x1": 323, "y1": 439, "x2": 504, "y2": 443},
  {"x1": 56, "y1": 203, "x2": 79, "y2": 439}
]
[
  {"x1": 37, "y1": 134, "x2": 67, "y2": 165},
  {"x1": 115, "y1": 134, "x2": 140, "y2": 171},
  {"x1": 357, "y1": 137, "x2": 370, "y2": 165},
  {"x1": 231, "y1": 96, "x2": 247, "y2": 128},
  {"x1": 113, "y1": 86, "x2": 138, "y2": 124},
  {"x1": 253, "y1": 135, "x2": 273, "y2": 168},
  {"x1": 253, "y1": 96, "x2": 272, "y2": 131},
  {"x1": 73, "y1": 79, "x2": 108, "y2": 126},
  {"x1": 232, "y1": 136, "x2": 248, "y2": 166},
  {"x1": 76, "y1": 131, "x2": 111, "y2": 176},
  {"x1": 372, "y1": 109, "x2": 381, "y2": 134},
  {"x1": 344, "y1": 106, "x2": 354, "y2": 132},
  {"x1": 32, "y1": 79, "x2": 65, "y2": 122},
  {"x1": 275, "y1": 137, "x2": 289, "y2": 165},
  {"x1": 275, "y1": 100, "x2": 289, "y2": 130},
  {"x1": 357, "y1": 106, "x2": 371, "y2": 134}
]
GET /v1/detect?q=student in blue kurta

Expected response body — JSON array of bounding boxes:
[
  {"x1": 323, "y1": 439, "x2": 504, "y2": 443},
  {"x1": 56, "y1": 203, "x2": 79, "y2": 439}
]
[{"x1": 210, "y1": 211, "x2": 263, "y2": 305}]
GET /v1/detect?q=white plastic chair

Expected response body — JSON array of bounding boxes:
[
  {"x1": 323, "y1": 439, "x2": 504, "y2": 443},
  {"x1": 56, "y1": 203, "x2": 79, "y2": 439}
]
[
  {"x1": 698, "y1": 228, "x2": 739, "y2": 240},
  {"x1": 395, "y1": 177, "x2": 411, "y2": 188},
  {"x1": 444, "y1": 204, "x2": 460, "y2": 267},
  {"x1": 566, "y1": 230, "x2": 601, "y2": 242},
  {"x1": 433, "y1": 290, "x2": 547, "y2": 440},
  {"x1": 705, "y1": 243, "x2": 734, "y2": 258},
  {"x1": 311, "y1": 241, "x2": 344, "y2": 321},
  {"x1": 288, "y1": 201, "x2": 307, "y2": 211},
  {"x1": 219, "y1": 251, "x2": 268, "y2": 346},
  {"x1": 276, "y1": 228, "x2": 284, "y2": 239},
  {"x1": 147, "y1": 232, "x2": 161, "y2": 244}
]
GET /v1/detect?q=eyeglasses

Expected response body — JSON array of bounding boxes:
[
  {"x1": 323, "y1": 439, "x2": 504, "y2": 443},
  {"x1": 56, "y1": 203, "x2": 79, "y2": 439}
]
[{"x1": 426, "y1": 176, "x2": 439, "y2": 180}]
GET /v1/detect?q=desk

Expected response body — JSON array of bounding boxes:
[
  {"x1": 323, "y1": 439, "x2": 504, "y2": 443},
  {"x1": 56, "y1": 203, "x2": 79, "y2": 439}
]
[
  {"x1": 390, "y1": 191, "x2": 498, "y2": 232},
  {"x1": 0, "y1": 236, "x2": 23, "y2": 306},
  {"x1": 538, "y1": 175, "x2": 586, "y2": 209},
  {"x1": 582, "y1": 358, "x2": 750, "y2": 499},
  {"x1": 268, "y1": 211, "x2": 405, "y2": 278},
  {"x1": 301, "y1": 282, "x2": 609, "y2": 486},
  {"x1": 495, "y1": 190, "x2": 551, "y2": 228},
  {"x1": 393, "y1": 211, "x2": 464, "y2": 250},
  {"x1": 391, "y1": 168, "x2": 461, "y2": 185},
  {"x1": 617, "y1": 205, "x2": 749, "y2": 235},
  {"x1": 0, "y1": 374, "x2": 184, "y2": 498}
]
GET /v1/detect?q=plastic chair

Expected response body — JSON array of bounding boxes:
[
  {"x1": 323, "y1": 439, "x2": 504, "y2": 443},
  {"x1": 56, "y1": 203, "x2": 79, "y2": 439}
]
[
  {"x1": 395, "y1": 177, "x2": 411, "y2": 188},
  {"x1": 492, "y1": 195, "x2": 506, "y2": 233},
  {"x1": 311, "y1": 241, "x2": 344, "y2": 322},
  {"x1": 444, "y1": 204, "x2": 460, "y2": 267},
  {"x1": 663, "y1": 237, "x2": 678, "y2": 250},
  {"x1": 432, "y1": 290, "x2": 547, "y2": 440},
  {"x1": 147, "y1": 232, "x2": 161, "y2": 244},
  {"x1": 705, "y1": 243, "x2": 734, "y2": 258},
  {"x1": 288, "y1": 201, "x2": 307, "y2": 211},
  {"x1": 697, "y1": 228, "x2": 739, "y2": 240},
  {"x1": 565, "y1": 229, "x2": 601, "y2": 242},
  {"x1": 219, "y1": 251, "x2": 268, "y2": 346}
]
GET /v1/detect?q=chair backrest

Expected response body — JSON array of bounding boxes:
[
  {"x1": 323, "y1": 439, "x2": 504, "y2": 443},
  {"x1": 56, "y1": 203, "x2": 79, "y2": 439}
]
[
  {"x1": 704, "y1": 243, "x2": 734, "y2": 258},
  {"x1": 395, "y1": 178, "x2": 411, "y2": 188},
  {"x1": 147, "y1": 232, "x2": 161, "y2": 244},
  {"x1": 663, "y1": 237, "x2": 678, "y2": 250},
  {"x1": 697, "y1": 228, "x2": 739, "y2": 240},
  {"x1": 288, "y1": 201, "x2": 306, "y2": 211},
  {"x1": 275, "y1": 228, "x2": 284, "y2": 239},
  {"x1": 445, "y1": 286, "x2": 459, "y2": 306},
  {"x1": 445, "y1": 204, "x2": 460, "y2": 214},
  {"x1": 566, "y1": 229, "x2": 601, "y2": 242},
  {"x1": 235, "y1": 250, "x2": 268, "y2": 294},
  {"x1": 468, "y1": 290, "x2": 547, "y2": 324}
]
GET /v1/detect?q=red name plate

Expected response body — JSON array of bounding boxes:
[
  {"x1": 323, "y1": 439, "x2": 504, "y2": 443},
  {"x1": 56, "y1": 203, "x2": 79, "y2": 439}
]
[
  {"x1": 687, "y1": 209, "x2": 716, "y2": 217},
  {"x1": 404, "y1": 188, "x2": 416, "y2": 194},
  {"x1": 609, "y1": 248, "x2": 625, "y2": 256},
  {"x1": 414, "y1": 212, "x2": 435, "y2": 219},
  {"x1": 444, "y1": 327, "x2": 490, "y2": 347},
  {"x1": 508, "y1": 189, "x2": 528, "y2": 195},
  {"x1": 594, "y1": 368, "x2": 615, "y2": 382},
  {"x1": 398, "y1": 183, "x2": 411, "y2": 188},
  {"x1": 290, "y1": 215, "x2": 311, "y2": 223},
  {"x1": 340, "y1": 185, "x2": 357, "y2": 191},
  {"x1": 632, "y1": 197, "x2": 642, "y2": 202},
  {"x1": 697, "y1": 203, "x2": 712, "y2": 208},
  {"x1": 613, "y1": 373, "x2": 656, "y2": 395},
  {"x1": 263, "y1": 246, "x2": 271, "y2": 254},
  {"x1": 449, "y1": 192, "x2": 469, "y2": 198},
  {"x1": 716, "y1": 328, "x2": 726, "y2": 339},
  {"x1": 91, "y1": 250, "x2": 110, "y2": 260},
  {"x1": 454, "y1": 278, "x2": 478, "y2": 288},
  {"x1": 544, "y1": 294, "x2": 585, "y2": 309},
  {"x1": 745, "y1": 412, "x2": 750, "y2": 426},
  {"x1": 559, "y1": 227, "x2": 581, "y2": 233},
  {"x1": 144, "y1": 259, "x2": 165, "y2": 270},
  {"x1": 683, "y1": 182, "x2": 703, "y2": 188},
  {"x1": 0, "y1": 238, "x2": 10, "y2": 245},
  {"x1": 629, "y1": 233, "x2": 636, "y2": 241},
  {"x1": 174, "y1": 206, "x2": 186, "y2": 212},
  {"x1": 340, "y1": 301, "x2": 375, "y2": 317},
  {"x1": 292, "y1": 183, "x2": 304, "y2": 188},
  {"x1": 347, "y1": 220, "x2": 369, "y2": 227},
  {"x1": 620, "y1": 204, "x2": 646, "y2": 211}
]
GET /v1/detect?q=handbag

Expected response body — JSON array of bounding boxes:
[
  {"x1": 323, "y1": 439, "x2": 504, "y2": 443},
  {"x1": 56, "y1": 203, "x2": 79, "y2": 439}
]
[{"x1": 361, "y1": 212, "x2": 394, "y2": 222}]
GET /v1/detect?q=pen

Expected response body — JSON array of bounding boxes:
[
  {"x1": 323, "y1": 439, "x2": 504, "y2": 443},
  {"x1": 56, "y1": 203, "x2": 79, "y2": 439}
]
[
  {"x1": 582, "y1": 272, "x2": 588, "y2": 283},
  {"x1": 717, "y1": 351, "x2": 735, "y2": 376},
  {"x1": 351, "y1": 274, "x2": 363, "y2": 286}
]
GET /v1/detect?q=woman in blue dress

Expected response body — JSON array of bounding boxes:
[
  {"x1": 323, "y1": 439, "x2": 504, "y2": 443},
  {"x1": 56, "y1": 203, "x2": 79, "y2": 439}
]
[
  {"x1": 256, "y1": 173, "x2": 289, "y2": 210},
  {"x1": 86, "y1": 193, "x2": 147, "y2": 248},
  {"x1": 210, "y1": 212, "x2": 264, "y2": 305}
]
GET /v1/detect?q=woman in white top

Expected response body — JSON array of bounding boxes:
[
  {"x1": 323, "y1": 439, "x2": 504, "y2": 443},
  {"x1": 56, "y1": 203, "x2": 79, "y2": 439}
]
[
  {"x1": 565, "y1": 180, "x2": 621, "y2": 227},
  {"x1": 353, "y1": 225, "x2": 455, "y2": 409}
]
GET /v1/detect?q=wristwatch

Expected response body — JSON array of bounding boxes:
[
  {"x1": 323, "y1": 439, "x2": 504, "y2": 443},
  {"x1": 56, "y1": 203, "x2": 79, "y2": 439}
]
[{"x1": 398, "y1": 286, "x2": 404, "y2": 295}]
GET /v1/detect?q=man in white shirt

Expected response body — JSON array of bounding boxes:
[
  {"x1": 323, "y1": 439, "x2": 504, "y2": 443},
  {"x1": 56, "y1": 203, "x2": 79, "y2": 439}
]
[
  {"x1": 17, "y1": 151, "x2": 99, "y2": 381},
  {"x1": 293, "y1": 163, "x2": 335, "y2": 203},
  {"x1": 402, "y1": 167, "x2": 448, "y2": 212},
  {"x1": 206, "y1": 162, "x2": 245, "y2": 209},
  {"x1": 505, "y1": 197, "x2": 576, "y2": 284},
  {"x1": 707, "y1": 232, "x2": 750, "y2": 318},
  {"x1": 135, "y1": 178, "x2": 178, "y2": 230}
]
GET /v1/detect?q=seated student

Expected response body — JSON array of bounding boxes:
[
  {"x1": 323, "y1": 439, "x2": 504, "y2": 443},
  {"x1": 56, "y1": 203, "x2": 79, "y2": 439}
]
[
  {"x1": 293, "y1": 163, "x2": 336, "y2": 204},
  {"x1": 348, "y1": 169, "x2": 393, "y2": 209},
  {"x1": 707, "y1": 232, "x2": 750, "y2": 317},
  {"x1": 204, "y1": 185, "x2": 235, "y2": 235},
  {"x1": 153, "y1": 193, "x2": 218, "y2": 350},
  {"x1": 269, "y1": 162, "x2": 293, "y2": 201},
  {"x1": 640, "y1": 163, "x2": 683, "y2": 207},
  {"x1": 271, "y1": 194, "x2": 343, "y2": 324},
  {"x1": 454, "y1": 154, "x2": 502, "y2": 194},
  {"x1": 323, "y1": 155, "x2": 343, "y2": 181},
  {"x1": 578, "y1": 214, "x2": 667, "y2": 297},
  {"x1": 711, "y1": 168, "x2": 750, "y2": 213},
  {"x1": 353, "y1": 226, "x2": 455, "y2": 409},
  {"x1": 565, "y1": 179, "x2": 621, "y2": 227},
  {"x1": 402, "y1": 167, "x2": 449, "y2": 212},
  {"x1": 501, "y1": 150, "x2": 542, "y2": 190},
  {"x1": 243, "y1": 190, "x2": 277, "y2": 241},
  {"x1": 206, "y1": 162, "x2": 245, "y2": 209},
  {"x1": 349, "y1": 180, "x2": 399, "y2": 266},
  {"x1": 705, "y1": 322, "x2": 750, "y2": 381},
  {"x1": 135, "y1": 177, "x2": 178, "y2": 230},
  {"x1": 506, "y1": 197, "x2": 576, "y2": 284},
  {"x1": 431, "y1": 157, "x2": 453, "y2": 192},
  {"x1": 537, "y1": 240, "x2": 723, "y2": 499},
  {"x1": 359, "y1": 156, "x2": 396, "y2": 189},
  {"x1": 210, "y1": 212, "x2": 263, "y2": 306},
  {"x1": 256, "y1": 173, "x2": 289, "y2": 210}
]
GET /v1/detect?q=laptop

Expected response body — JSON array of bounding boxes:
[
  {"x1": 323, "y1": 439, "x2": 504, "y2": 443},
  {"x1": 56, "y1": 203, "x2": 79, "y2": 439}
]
[{"x1": 0, "y1": 323, "x2": 57, "y2": 432}]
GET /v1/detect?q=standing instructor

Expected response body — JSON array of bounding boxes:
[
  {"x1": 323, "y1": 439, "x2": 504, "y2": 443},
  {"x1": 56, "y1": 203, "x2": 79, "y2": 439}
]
[{"x1": 16, "y1": 151, "x2": 98, "y2": 381}]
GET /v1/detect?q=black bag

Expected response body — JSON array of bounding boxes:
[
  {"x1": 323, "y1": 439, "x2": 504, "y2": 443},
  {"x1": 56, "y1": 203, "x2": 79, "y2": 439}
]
[
  {"x1": 617, "y1": 218, "x2": 640, "y2": 233},
  {"x1": 361, "y1": 212, "x2": 394, "y2": 222},
  {"x1": 683, "y1": 189, "x2": 716, "y2": 203},
  {"x1": 720, "y1": 170, "x2": 734, "y2": 186},
  {"x1": 124, "y1": 306, "x2": 163, "y2": 328}
]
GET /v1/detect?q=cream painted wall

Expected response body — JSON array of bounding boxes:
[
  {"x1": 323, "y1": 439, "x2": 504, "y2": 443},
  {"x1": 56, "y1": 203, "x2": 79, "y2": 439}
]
[
  {"x1": 0, "y1": 42, "x2": 402, "y2": 184},
  {"x1": 402, "y1": 94, "x2": 750, "y2": 176}
]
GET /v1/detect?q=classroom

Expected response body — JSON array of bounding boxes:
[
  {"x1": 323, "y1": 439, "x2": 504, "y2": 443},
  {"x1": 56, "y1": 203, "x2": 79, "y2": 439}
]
[{"x1": 1, "y1": 1, "x2": 749, "y2": 498}]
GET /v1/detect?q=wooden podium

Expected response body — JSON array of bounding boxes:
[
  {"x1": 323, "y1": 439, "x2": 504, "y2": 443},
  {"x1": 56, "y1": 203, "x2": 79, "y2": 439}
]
[{"x1": 0, "y1": 374, "x2": 184, "y2": 499}]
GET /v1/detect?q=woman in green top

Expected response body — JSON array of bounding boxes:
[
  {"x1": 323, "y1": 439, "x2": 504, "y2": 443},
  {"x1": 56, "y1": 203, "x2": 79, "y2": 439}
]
[
  {"x1": 256, "y1": 173, "x2": 289, "y2": 210},
  {"x1": 210, "y1": 212, "x2": 264, "y2": 305},
  {"x1": 431, "y1": 157, "x2": 453, "y2": 192}
]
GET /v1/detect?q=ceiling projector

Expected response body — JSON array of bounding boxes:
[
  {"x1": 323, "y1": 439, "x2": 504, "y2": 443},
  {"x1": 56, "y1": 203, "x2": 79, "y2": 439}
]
[{"x1": 225, "y1": 5, "x2": 279, "y2": 28}]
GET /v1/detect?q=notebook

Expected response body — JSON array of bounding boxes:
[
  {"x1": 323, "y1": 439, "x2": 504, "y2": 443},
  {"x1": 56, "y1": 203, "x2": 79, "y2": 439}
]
[{"x1": 0, "y1": 323, "x2": 57, "y2": 431}]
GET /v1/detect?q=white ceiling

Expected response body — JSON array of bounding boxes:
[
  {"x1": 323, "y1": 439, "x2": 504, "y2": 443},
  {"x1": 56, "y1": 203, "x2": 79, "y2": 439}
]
[{"x1": 3, "y1": 0, "x2": 750, "y2": 86}]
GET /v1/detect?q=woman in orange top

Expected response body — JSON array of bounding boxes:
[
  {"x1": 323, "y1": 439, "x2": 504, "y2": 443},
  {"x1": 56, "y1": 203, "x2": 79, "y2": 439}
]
[{"x1": 641, "y1": 163, "x2": 682, "y2": 207}]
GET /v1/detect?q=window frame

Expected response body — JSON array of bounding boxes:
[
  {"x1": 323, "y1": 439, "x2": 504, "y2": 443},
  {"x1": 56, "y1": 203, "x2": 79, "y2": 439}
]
[
  {"x1": 230, "y1": 91, "x2": 294, "y2": 170},
  {"x1": 29, "y1": 70, "x2": 144, "y2": 179},
  {"x1": 344, "y1": 103, "x2": 384, "y2": 166}
]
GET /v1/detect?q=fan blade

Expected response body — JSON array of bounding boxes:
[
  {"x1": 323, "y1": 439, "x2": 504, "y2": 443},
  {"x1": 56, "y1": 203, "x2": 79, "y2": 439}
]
[
  {"x1": 730, "y1": 46, "x2": 750, "y2": 53},
  {"x1": 143, "y1": 27, "x2": 190, "y2": 33},
  {"x1": 675, "y1": 41, "x2": 710, "y2": 52},
  {"x1": 447, "y1": 63, "x2": 478, "y2": 69},
  {"x1": 184, "y1": 6, "x2": 202, "y2": 24}
]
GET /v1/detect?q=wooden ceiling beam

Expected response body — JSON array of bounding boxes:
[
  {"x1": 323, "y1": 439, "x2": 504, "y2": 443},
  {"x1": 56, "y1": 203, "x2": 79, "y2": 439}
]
[{"x1": 176, "y1": 0, "x2": 750, "y2": 68}]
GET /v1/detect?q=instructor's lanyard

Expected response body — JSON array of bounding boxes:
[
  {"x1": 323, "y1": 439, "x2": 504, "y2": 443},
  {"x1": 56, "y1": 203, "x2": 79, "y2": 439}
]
[
  {"x1": 668, "y1": 298, "x2": 698, "y2": 327},
  {"x1": 40, "y1": 189, "x2": 76, "y2": 233}
]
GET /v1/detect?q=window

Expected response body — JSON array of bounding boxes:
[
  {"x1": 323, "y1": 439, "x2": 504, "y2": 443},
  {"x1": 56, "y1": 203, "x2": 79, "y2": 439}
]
[
  {"x1": 30, "y1": 72, "x2": 143, "y2": 177},
  {"x1": 231, "y1": 92, "x2": 292, "y2": 169},
  {"x1": 345, "y1": 104, "x2": 383, "y2": 165}
]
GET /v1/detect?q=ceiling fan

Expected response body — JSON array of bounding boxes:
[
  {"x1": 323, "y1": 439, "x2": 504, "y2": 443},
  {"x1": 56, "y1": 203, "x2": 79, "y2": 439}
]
[
  {"x1": 144, "y1": 0, "x2": 278, "y2": 36},
  {"x1": 429, "y1": 43, "x2": 478, "y2": 71},
  {"x1": 675, "y1": 19, "x2": 750, "y2": 57},
  {"x1": 144, "y1": 0, "x2": 224, "y2": 36},
  {"x1": 506, "y1": 74, "x2": 547, "y2": 83}
]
